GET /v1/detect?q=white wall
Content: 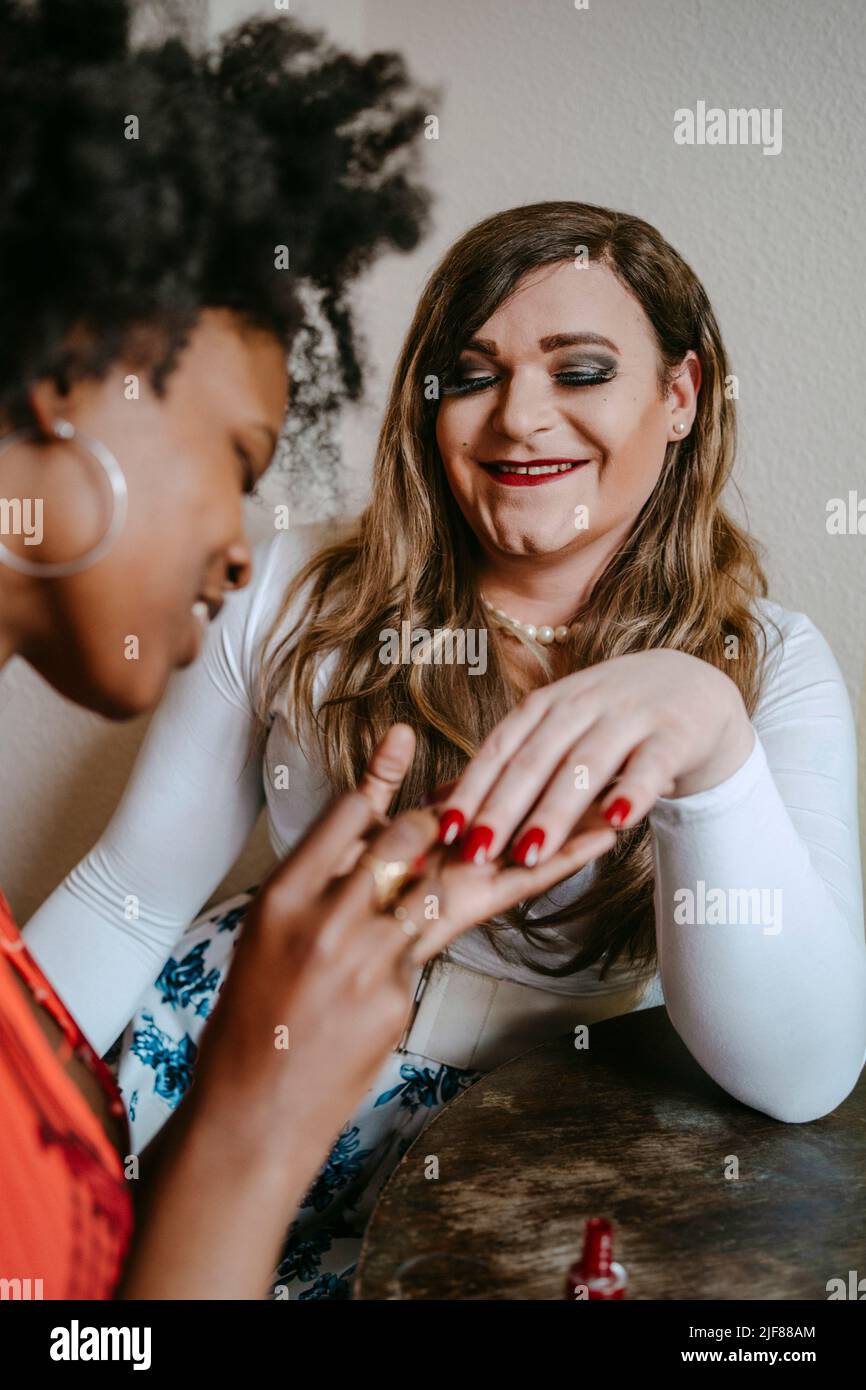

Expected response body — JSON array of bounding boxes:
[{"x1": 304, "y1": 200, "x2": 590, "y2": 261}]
[{"x1": 2, "y1": 0, "x2": 864, "y2": 923}]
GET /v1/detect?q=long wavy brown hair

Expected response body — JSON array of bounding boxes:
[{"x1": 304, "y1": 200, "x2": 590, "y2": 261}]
[{"x1": 256, "y1": 201, "x2": 781, "y2": 981}]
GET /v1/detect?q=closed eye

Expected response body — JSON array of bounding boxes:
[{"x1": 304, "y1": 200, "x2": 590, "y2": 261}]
[
  {"x1": 234, "y1": 443, "x2": 258, "y2": 495},
  {"x1": 556, "y1": 367, "x2": 617, "y2": 387},
  {"x1": 441, "y1": 366, "x2": 617, "y2": 396},
  {"x1": 441, "y1": 373, "x2": 498, "y2": 396}
]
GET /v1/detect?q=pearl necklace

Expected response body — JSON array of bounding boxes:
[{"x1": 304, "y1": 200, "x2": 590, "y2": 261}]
[{"x1": 481, "y1": 593, "x2": 572, "y2": 646}]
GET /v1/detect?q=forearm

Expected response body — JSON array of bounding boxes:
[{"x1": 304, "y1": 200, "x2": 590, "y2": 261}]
[
  {"x1": 25, "y1": 880, "x2": 192, "y2": 1056},
  {"x1": 650, "y1": 731, "x2": 866, "y2": 1123},
  {"x1": 119, "y1": 1093, "x2": 329, "y2": 1299},
  {"x1": 24, "y1": 659, "x2": 265, "y2": 1054}
]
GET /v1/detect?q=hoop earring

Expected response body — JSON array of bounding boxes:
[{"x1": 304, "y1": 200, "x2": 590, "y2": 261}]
[{"x1": 0, "y1": 418, "x2": 127, "y2": 578}]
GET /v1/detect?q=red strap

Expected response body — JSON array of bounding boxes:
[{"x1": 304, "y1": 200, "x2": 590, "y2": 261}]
[{"x1": 0, "y1": 888, "x2": 125, "y2": 1117}]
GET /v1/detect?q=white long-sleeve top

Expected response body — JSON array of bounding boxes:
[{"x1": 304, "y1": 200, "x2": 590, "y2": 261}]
[{"x1": 24, "y1": 522, "x2": 866, "y2": 1122}]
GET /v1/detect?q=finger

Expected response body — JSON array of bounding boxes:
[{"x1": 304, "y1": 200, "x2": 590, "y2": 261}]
[
  {"x1": 596, "y1": 732, "x2": 681, "y2": 829},
  {"x1": 484, "y1": 818, "x2": 618, "y2": 914},
  {"x1": 329, "y1": 815, "x2": 390, "y2": 880},
  {"x1": 409, "y1": 824, "x2": 618, "y2": 963},
  {"x1": 457, "y1": 702, "x2": 603, "y2": 862},
  {"x1": 373, "y1": 855, "x2": 448, "y2": 961},
  {"x1": 501, "y1": 720, "x2": 636, "y2": 863},
  {"x1": 327, "y1": 724, "x2": 418, "y2": 877},
  {"x1": 356, "y1": 723, "x2": 417, "y2": 817},
  {"x1": 434, "y1": 691, "x2": 555, "y2": 846},
  {"x1": 324, "y1": 807, "x2": 441, "y2": 937},
  {"x1": 262, "y1": 790, "x2": 377, "y2": 905}
]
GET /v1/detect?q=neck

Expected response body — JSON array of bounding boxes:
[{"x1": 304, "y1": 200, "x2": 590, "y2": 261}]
[{"x1": 475, "y1": 518, "x2": 632, "y2": 628}]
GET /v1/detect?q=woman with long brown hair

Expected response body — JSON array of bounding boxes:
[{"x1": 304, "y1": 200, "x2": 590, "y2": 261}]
[{"x1": 28, "y1": 200, "x2": 866, "y2": 1298}]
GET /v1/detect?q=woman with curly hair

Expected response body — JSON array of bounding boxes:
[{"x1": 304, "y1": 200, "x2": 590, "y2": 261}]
[
  {"x1": 28, "y1": 188, "x2": 866, "y2": 1296},
  {"x1": 0, "y1": 0, "x2": 616, "y2": 1299}
]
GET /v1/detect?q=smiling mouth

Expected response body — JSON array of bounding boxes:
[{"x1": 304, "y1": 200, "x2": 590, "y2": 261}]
[{"x1": 479, "y1": 458, "x2": 592, "y2": 487}]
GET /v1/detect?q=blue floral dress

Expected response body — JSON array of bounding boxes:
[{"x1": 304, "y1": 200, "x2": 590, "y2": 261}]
[{"x1": 110, "y1": 890, "x2": 480, "y2": 1300}]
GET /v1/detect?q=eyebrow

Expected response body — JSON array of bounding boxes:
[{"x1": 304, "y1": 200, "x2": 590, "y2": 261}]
[{"x1": 463, "y1": 332, "x2": 620, "y2": 356}]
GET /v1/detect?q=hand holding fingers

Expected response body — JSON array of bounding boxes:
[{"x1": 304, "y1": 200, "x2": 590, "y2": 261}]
[
  {"x1": 196, "y1": 806, "x2": 440, "y2": 1150},
  {"x1": 194, "y1": 787, "x2": 615, "y2": 1164},
  {"x1": 321, "y1": 811, "x2": 447, "y2": 996},
  {"x1": 392, "y1": 816, "x2": 617, "y2": 965},
  {"x1": 258, "y1": 789, "x2": 379, "y2": 916},
  {"x1": 318, "y1": 806, "x2": 440, "y2": 957},
  {"x1": 323, "y1": 793, "x2": 611, "y2": 993}
]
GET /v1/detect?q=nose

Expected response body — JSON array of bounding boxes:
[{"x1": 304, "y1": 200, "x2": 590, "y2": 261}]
[
  {"x1": 223, "y1": 539, "x2": 252, "y2": 591},
  {"x1": 490, "y1": 368, "x2": 557, "y2": 443}
]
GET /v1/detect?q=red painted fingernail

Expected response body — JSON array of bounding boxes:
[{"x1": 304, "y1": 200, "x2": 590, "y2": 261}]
[
  {"x1": 603, "y1": 796, "x2": 632, "y2": 828},
  {"x1": 438, "y1": 809, "x2": 465, "y2": 846},
  {"x1": 461, "y1": 825, "x2": 494, "y2": 865},
  {"x1": 511, "y1": 827, "x2": 545, "y2": 867}
]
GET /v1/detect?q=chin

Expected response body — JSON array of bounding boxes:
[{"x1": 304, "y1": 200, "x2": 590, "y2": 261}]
[
  {"x1": 489, "y1": 520, "x2": 577, "y2": 558},
  {"x1": 37, "y1": 659, "x2": 174, "y2": 721}
]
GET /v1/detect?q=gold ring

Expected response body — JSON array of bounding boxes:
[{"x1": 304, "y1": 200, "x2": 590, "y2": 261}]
[{"x1": 358, "y1": 850, "x2": 412, "y2": 911}]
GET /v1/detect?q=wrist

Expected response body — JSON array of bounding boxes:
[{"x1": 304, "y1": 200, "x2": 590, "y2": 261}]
[
  {"x1": 172, "y1": 1077, "x2": 331, "y2": 1210},
  {"x1": 669, "y1": 679, "x2": 754, "y2": 799},
  {"x1": 123, "y1": 1094, "x2": 326, "y2": 1300}
]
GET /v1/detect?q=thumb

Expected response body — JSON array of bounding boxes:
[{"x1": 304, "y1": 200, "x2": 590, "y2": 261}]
[
  {"x1": 356, "y1": 723, "x2": 417, "y2": 818},
  {"x1": 328, "y1": 725, "x2": 417, "y2": 879}
]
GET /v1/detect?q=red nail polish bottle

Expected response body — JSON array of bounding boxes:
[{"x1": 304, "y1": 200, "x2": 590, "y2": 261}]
[{"x1": 564, "y1": 1218, "x2": 627, "y2": 1300}]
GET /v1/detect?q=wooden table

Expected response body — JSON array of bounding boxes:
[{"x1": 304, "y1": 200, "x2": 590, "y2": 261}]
[{"x1": 354, "y1": 1006, "x2": 866, "y2": 1299}]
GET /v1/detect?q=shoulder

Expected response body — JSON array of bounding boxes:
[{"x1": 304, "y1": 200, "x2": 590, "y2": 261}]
[
  {"x1": 223, "y1": 516, "x2": 359, "y2": 697},
  {"x1": 248, "y1": 517, "x2": 354, "y2": 602}
]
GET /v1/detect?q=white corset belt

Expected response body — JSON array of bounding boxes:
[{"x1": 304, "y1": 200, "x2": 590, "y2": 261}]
[{"x1": 397, "y1": 955, "x2": 663, "y2": 1073}]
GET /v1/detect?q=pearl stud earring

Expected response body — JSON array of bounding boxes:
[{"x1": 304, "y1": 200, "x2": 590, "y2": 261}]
[{"x1": 674, "y1": 422, "x2": 687, "y2": 434}]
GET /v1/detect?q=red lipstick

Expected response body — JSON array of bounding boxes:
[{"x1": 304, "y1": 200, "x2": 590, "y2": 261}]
[{"x1": 479, "y1": 457, "x2": 591, "y2": 487}]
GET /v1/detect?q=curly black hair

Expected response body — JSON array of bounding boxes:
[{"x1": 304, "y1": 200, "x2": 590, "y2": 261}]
[{"x1": 0, "y1": 0, "x2": 432, "y2": 421}]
